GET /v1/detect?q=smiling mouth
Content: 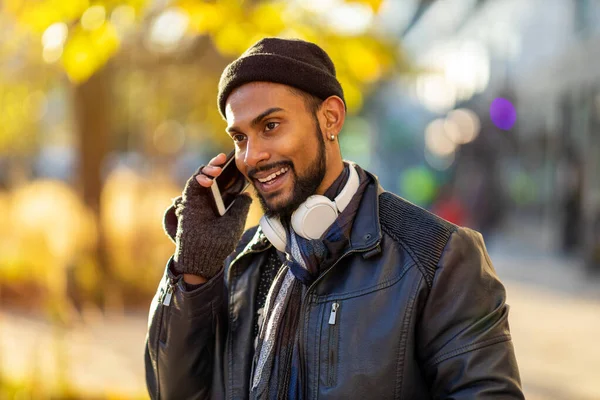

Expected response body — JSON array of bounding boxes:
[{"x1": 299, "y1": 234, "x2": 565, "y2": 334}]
[{"x1": 256, "y1": 167, "x2": 290, "y2": 185}]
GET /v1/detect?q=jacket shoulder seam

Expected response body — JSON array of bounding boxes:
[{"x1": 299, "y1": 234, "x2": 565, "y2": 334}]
[
  {"x1": 379, "y1": 226, "x2": 422, "y2": 278},
  {"x1": 427, "y1": 334, "x2": 512, "y2": 367},
  {"x1": 378, "y1": 192, "x2": 457, "y2": 287}
]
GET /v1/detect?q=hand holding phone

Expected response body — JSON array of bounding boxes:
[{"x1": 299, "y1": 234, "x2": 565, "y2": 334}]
[
  {"x1": 166, "y1": 151, "x2": 252, "y2": 282},
  {"x1": 195, "y1": 153, "x2": 228, "y2": 186},
  {"x1": 197, "y1": 151, "x2": 249, "y2": 216}
]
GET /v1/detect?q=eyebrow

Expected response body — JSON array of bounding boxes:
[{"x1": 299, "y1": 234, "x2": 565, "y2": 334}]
[{"x1": 226, "y1": 107, "x2": 285, "y2": 134}]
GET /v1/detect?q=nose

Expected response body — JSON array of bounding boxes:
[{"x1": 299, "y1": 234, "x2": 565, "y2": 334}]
[{"x1": 243, "y1": 138, "x2": 269, "y2": 168}]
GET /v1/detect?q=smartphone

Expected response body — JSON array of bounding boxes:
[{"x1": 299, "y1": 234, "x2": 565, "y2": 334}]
[{"x1": 210, "y1": 150, "x2": 250, "y2": 216}]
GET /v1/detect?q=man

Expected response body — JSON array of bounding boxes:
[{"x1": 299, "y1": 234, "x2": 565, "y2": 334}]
[{"x1": 145, "y1": 38, "x2": 524, "y2": 400}]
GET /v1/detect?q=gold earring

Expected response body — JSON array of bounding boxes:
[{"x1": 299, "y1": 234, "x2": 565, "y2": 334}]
[{"x1": 329, "y1": 135, "x2": 335, "y2": 141}]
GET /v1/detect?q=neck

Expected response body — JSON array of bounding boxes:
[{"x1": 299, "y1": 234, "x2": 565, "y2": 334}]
[{"x1": 315, "y1": 160, "x2": 344, "y2": 196}]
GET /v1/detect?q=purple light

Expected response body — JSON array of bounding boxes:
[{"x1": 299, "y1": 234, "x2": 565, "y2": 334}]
[{"x1": 490, "y1": 98, "x2": 517, "y2": 130}]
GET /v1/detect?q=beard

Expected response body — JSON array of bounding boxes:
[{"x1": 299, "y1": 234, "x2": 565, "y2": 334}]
[{"x1": 254, "y1": 123, "x2": 326, "y2": 219}]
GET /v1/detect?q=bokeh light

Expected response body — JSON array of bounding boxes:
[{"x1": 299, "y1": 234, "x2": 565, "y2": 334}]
[
  {"x1": 416, "y1": 74, "x2": 457, "y2": 114},
  {"x1": 425, "y1": 118, "x2": 457, "y2": 156},
  {"x1": 440, "y1": 118, "x2": 462, "y2": 144},
  {"x1": 490, "y1": 97, "x2": 517, "y2": 130},
  {"x1": 110, "y1": 5, "x2": 136, "y2": 36},
  {"x1": 43, "y1": 46, "x2": 63, "y2": 63},
  {"x1": 446, "y1": 108, "x2": 481, "y2": 144},
  {"x1": 328, "y1": 2, "x2": 374, "y2": 36},
  {"x1": 148, "y1": 8, "x2": 190, "y2": 52},
  {"x1": 443, "y1": 41, "x2": 490, "y2": 99},
  {"x1": 399, "y1": 166, "x2": 437, "y2": 206},
  {"x1": 415, "y1": 41, "x2": 490, "y2": 113},
  {"x1": 42, "y1": 22, "x2": 68, "y2": 50},
  {"x1": 81, "y1": 5, "x2": 107, "y2": 31},
  {"x1": 425, "y1": 148, "x2": 455, "y2": 171}
]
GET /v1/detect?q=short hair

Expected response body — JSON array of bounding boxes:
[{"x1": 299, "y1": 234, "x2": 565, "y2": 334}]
[{"x1": 287, "y1": 87, "x2": 323, "y2": 117}]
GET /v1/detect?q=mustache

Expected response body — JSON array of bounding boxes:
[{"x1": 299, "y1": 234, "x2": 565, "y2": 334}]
[{"x1": 248, "y1": 161, "x2": 294, "y2": 180}]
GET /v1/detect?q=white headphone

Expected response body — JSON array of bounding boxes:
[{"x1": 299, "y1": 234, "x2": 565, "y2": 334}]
[{"x1": 259, "y1": 163, "x2": 360, "y2": 252}]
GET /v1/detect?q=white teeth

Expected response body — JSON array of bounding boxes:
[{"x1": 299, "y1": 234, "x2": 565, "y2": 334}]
[{"x1": 257, "y1": 167, "x2": 289, "y2": 183}]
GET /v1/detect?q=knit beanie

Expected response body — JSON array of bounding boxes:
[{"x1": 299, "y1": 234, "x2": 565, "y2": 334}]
[{"x1": 217, "y1": 37, "x2": 345, "y2": 118}]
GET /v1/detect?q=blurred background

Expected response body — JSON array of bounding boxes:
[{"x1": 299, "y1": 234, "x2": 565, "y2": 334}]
[{"x1": 1, "y1": 0, "x2": 599, "y2": 398}]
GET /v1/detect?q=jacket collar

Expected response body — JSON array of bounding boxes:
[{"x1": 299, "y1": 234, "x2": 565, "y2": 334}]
[
  {"x1": 347, "y1": 168, "x2": 383, "y2": 253},
  {"x1": 240, "y1": 167, "x2": 383, "y2": 259}
]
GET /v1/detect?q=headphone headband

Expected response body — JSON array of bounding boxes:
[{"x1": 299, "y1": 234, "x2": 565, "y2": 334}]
[{"x1": 333, "y1": 163, "x2": 359, "y2": 214}]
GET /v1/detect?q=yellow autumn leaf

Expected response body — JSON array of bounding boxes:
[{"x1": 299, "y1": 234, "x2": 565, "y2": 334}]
[
  {"x1": 3, "y1": 0, "x2": 24, "y2": 13},
  {"x1": 318, "y1": 37, "x2": 346, "y2": 72},
  {"x1": 212, "y1": 22, "x2": 255, "y2": 57},
  {"x1": 93, "y1": 22, "x2": 120, "y2": 58},
  {"x1": 343, "y1": 40, "x2": 382, "y2": 83},
  {"x1": 62, "y1": 23, "x2": 120, "y2": 83},
  {"x1": 18, "y1": 4, "x2": 63, "y2": 33},
  {"x1": 337, "y1": 75, "x2": 363, "y2": 114},
  {"x1": 178, "y1": 1, "x2": 226, "y2": 34},
  {"x1": 0, "y1": 83, "x2": 40, "y2": 154},
  {"x1": 9, "y1": 0, "x2": 90, "y2": 33},
  {"x1": 62, "y1": 35, "x2": 99, "y2": 83},
  {"x1": 102, "y1": 0, "x2": 148, "y2": 13},
  {"x1": 56, "y1": 0, "x2": 92, "y2": 21},
  {"x1": 250, "y1": 2, "x2": 286, "y2": 36}
]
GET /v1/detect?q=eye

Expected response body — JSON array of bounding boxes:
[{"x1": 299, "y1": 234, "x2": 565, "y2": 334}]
[
  {"x1": 232, "y1": 134, "x2": 246, "y2": 143},
  {"x1": 265, "y1": 122, "x2": 279, "y2": 131}
]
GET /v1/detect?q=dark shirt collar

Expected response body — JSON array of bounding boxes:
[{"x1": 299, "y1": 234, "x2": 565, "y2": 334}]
[{"x1": 323, "y1": 163, "x2": 350, "y2": 201}]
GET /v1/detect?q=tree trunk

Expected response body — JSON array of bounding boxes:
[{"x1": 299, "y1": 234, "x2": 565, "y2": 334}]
[{"x1": 73, "y1": 67, "x2": 115, "y2": 312}]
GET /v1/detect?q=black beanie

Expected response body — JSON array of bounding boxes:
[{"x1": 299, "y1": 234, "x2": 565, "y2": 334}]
[{"x1": 217, "y1": 37, "x2": 345, "y2": 118}]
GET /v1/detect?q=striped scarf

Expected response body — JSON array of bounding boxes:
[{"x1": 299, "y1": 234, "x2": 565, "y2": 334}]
[{"x1": 250, "y1": 165, "x2": 370, "y2": 400}]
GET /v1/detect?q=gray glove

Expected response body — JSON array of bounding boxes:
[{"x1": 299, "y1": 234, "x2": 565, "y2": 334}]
[{"x1": 163, "y1": 167, "x2": 252, "y2": 279}]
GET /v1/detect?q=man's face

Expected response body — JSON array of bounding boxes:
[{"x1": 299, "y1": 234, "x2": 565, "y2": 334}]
[{"x1": 225, "y1": 82, "x2": 326, "y2": 218}]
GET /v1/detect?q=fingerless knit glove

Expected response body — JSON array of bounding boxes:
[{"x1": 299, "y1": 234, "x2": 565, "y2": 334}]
[{"x1": 163, "y1": 167, "x2": 252, "y2": 279}]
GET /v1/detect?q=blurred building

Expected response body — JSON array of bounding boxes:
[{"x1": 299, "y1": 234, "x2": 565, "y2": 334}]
[
  {"x1": 506, "y1": 0, "x2": 600, "y2": 270},
  {"x1": 371, "y1": 0, "x2": 600, "y2": 270}
]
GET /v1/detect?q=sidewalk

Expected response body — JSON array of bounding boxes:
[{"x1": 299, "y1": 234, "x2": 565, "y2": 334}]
[
  {"x1": 0, "y1": 310, "x2": 149, "y2": 398},
  {"x1": 488, "y1": 231, "x2": 600, "y2": 400},
  {"x1": 500, "y1": 280, "x2": 600, "y2": 400}
]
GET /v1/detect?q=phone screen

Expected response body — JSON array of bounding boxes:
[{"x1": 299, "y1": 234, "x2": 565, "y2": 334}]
[{"x1": 212, "y1": 151, "x2": 249, "y2": 215}]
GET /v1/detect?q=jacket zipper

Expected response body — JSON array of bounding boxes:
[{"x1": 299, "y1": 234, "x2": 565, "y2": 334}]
[
  {"x1": 327, "y1": 301, "x2": 340, "y2": 387},
  {"x1": 297, "y1": 242, "x2": 380, "y2": 397},
  {"x1": 162, "y1": 281, "x2": 175, "y2": 306},
  {"x1": 161, "y1": 274, "x2": 178, "y2": 307},
  {"x1": 328, "y1": 302, "x2": 339, "y2": 325},
  {"x1": 156, "y1": 272, "x2": 179, "y2": 355}
]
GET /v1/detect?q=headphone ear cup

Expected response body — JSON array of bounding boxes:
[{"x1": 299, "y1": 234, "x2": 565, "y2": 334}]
[
  {"x1": 262, "y1": 164, "x2": 361, "y2": 246},
  {"x1": 291, "y1": 195, "x2": 338, "y2": 240},
  {"x1": 259, "y1": 215, "x2": 287, "y2": 252}
]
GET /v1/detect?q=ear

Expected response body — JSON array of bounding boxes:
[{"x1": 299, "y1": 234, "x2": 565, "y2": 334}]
[{"x1": 317, "y1": 95, "x2": 346, "y2": 140}]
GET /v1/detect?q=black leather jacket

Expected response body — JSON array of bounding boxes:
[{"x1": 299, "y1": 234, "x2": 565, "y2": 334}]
[{"x1": 145, "y1": 173, "x2": 524, "y2": 399}]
